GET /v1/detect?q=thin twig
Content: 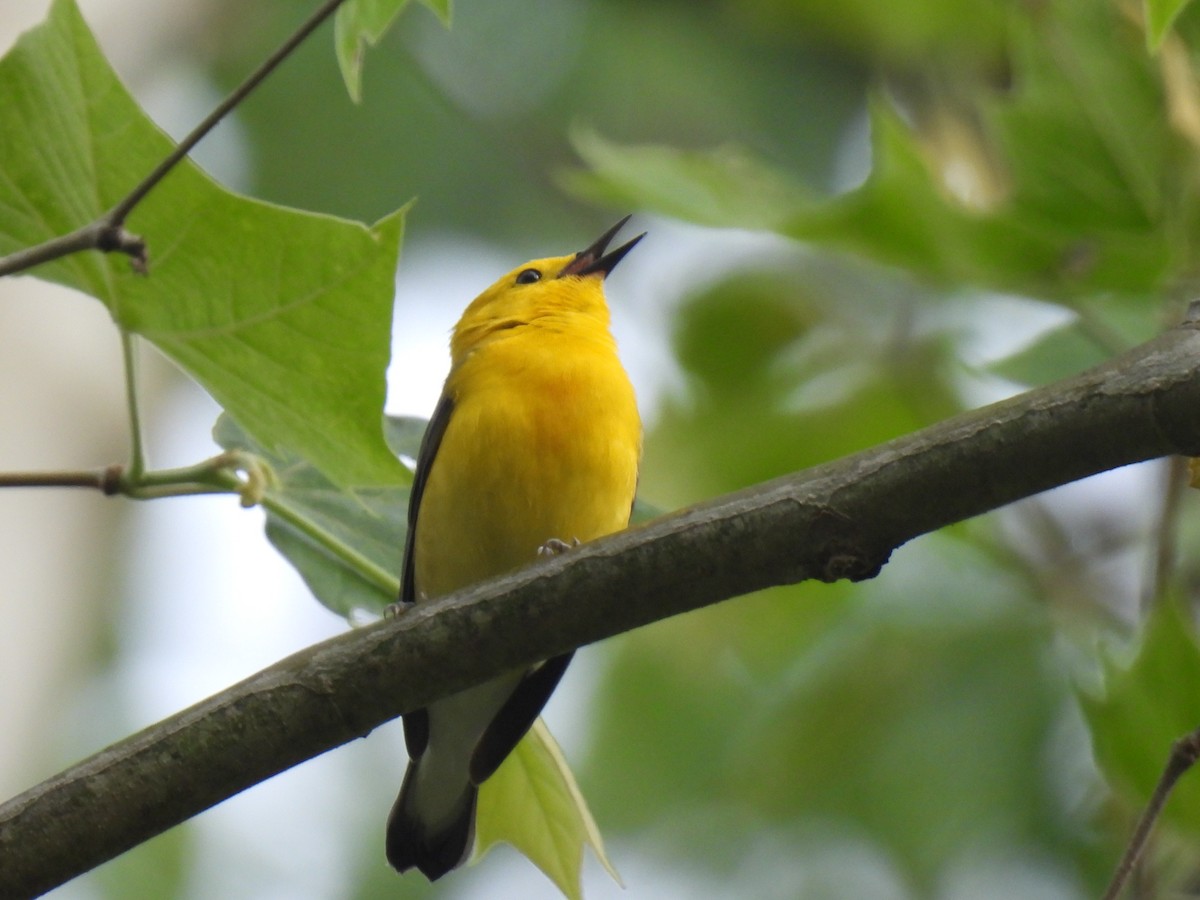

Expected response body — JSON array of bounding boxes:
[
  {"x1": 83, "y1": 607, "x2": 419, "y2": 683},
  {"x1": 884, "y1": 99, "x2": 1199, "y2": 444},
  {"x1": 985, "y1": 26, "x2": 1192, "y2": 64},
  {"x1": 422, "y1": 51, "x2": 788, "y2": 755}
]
[
  {"x1": 1101, "y1": 728, "x2": 1200, "y2": 900},
  {"x1": 0, "y1": 222, "x2": 145, "y2": 278},
  {"x1": 0, "y1": 0, "x2": 351, "y2": 278},
  {"x1": 105, "y1": 0, "x2": 351, "y2": 223},
  {"x1": 0, "y1": 451, "x2": 249, "y2": 500},
  {"x1": 0, "y1": 467, "x2": 122, "y2": 493},
  {"x1": 261, "y1": 493, "x2": 399, "y2": 595}
]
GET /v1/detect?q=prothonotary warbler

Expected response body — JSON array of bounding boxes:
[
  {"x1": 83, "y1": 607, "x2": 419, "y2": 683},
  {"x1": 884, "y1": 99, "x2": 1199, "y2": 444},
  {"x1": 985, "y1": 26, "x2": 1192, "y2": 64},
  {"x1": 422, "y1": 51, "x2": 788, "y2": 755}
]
[{"x1": 386, "y1": 218, "x2": 644, "y2": 880}]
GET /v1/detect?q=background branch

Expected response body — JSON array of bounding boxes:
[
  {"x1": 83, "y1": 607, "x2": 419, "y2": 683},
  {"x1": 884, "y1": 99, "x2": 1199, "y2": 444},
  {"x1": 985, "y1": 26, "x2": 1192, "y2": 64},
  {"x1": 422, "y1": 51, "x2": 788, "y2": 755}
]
[
  {"x1": 7, "y1": 311, "x2": 1200, "y2": 897},
  {"x1": 1101, "y1": 726, "x2": 1200, "y2": 900}
]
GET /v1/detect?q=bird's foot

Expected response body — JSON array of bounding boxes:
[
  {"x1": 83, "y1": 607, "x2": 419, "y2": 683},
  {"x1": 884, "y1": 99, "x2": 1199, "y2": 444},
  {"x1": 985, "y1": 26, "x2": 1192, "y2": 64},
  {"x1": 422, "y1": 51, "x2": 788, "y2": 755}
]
[
  {"x1": 538, "y1": 537, "x2": 581, "y2": 557},
  {"x1": 383, "y1": 599, "x2": 416, "y2": 619}
]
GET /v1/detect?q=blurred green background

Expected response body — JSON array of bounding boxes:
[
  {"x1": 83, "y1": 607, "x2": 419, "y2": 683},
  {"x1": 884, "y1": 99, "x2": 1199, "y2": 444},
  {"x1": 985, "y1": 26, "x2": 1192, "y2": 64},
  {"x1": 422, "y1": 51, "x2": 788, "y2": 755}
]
[{"x1": 9, "y1": 0, "x2": 1200, "y2": 897}]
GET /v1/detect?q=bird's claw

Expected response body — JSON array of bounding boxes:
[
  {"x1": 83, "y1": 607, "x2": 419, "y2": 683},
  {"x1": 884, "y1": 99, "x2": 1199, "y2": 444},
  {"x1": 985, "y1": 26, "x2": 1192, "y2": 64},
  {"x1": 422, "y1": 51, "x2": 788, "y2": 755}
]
[
  {"x1": 538, "y1": 537, "x2": 581, "y2": 557},
  {"x1": 383, "y1": 600, "x2": 416, "y2": 619}
]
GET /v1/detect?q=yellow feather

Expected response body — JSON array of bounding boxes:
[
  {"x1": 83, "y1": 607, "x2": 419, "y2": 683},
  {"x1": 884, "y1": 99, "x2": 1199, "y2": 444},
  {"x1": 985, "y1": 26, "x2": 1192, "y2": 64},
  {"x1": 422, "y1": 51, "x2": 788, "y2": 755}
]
[
  {"x1": 417, "y1": 251, "x2": 640, "y2": 595},
  {"x1": 387, "y1": 222, "x2": 643, "y2": 881}
]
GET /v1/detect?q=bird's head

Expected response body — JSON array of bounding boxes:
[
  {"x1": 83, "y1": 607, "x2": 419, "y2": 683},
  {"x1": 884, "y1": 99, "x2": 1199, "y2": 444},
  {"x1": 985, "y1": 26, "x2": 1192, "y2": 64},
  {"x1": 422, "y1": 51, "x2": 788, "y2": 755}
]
[{"x1": 451, "y1": 217, "x2": 644, "y2": 362}]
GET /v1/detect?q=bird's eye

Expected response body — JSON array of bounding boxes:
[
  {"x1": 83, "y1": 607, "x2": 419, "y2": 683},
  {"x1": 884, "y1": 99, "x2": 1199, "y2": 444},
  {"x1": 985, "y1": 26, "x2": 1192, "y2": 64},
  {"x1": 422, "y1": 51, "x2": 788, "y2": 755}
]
[{"x1": 515, "y1": 268, "x2": 541, "y2": 285}]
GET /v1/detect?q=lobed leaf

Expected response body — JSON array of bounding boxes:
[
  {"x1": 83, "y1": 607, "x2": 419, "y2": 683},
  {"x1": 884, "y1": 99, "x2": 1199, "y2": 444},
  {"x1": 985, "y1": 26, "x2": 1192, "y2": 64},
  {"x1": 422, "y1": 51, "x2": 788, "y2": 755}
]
[
  {"x1": 476, "y1": 719, "x2": 620, "y2": 900},
  {"x1": 0, "y1": 0, "x2": 406, "y2": 487},
  {"x1": 334, "y1": 0, "x2": 451, "y2": 102},
  {"x1": 213, "y1": 414, "x2": 415, "y2": 619},
  {"x1": 1081, "y1": 601, "x2": 1200, "y2": 834},
  {"x1": 569, "y1": 0, "x2": 1187, "y2": 307},
  {"x1": 1145, "y1": 0, "x2": 1195, "y2": 51}
]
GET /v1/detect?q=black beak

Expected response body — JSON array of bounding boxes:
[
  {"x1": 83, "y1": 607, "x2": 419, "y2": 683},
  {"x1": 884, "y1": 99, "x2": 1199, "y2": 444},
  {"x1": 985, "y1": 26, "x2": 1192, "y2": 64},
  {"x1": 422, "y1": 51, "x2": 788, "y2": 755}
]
[{"x1": 558, "y1": 215, "x2": 646, "y2": 279}]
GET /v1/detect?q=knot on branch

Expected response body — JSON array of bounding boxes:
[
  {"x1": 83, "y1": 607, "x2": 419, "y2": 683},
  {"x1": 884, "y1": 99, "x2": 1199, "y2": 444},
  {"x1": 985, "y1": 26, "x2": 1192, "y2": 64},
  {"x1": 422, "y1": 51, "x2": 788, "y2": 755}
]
[
  {"x1": 1185, "y1": 299, "x2": 1200, "y2": 325},
  {"x1": 820, "y1": 547, "x2": 886, "y2": 583},
  {"x1": 101, "y1": 463, "x2": 124, "y2": 495},
  {"x1": 809, "y1": 508, "x2": 888, "y2": 583},
  {"x1": 96, "y1": 224, "x2": 148, "y2": 274}
]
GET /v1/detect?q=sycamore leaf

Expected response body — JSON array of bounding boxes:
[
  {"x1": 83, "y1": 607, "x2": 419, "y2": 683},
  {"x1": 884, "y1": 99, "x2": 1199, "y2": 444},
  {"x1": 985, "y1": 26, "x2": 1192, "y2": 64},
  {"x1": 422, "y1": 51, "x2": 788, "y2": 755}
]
[
  {"x1": 476, "y1": 719, "x2": 620, "y2": 899},
  {"x1": 1080, "y1": 601, "x2": 1200, "y2": 833},
  {"x1": 987, "y1": 289, "x2": 1165, "y2": 386},
  {"x1": 221, "y1": 406, "x2": 637, "y2": 890},
  {"x1": 213, "y1": 414, "x2": 418, "y2": 619},
  {"x1": 215, "y1": 407, "x2": 659, "y2": 619},
  {"x1": 568, "y1": 0, "x2": 1182, "y2": 306},
  {"x1": 334, "y1": 0, "x2": 451, "y2": 102},
  {"x1": 1145, "y1": 0, "x2": 1194, "y2": 52},
  {"x1": 986, "y1": 321, "x2": 1110, "y2": 387},
  {"x1": 0, "y1": 0, "x2": 406, "y2": 487},
  {"x1": 564, "y1": 126, "x2": 810, "y2": 232}
]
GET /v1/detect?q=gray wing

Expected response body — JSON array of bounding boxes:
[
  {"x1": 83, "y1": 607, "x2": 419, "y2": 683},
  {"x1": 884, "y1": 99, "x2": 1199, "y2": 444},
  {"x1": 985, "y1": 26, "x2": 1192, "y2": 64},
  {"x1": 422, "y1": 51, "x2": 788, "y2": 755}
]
[
  {"x1": 400, "y1": 392, "x2": 456, "y2": 759},
  {"x1": 400, "y1": 392, "x2": 456, "y2": 605}
]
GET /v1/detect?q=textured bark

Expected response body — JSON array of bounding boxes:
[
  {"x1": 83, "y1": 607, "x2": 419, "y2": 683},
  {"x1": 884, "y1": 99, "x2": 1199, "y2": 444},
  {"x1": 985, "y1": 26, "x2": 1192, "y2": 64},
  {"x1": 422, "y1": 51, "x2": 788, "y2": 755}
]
[{"x1": 6, "y1": 311, "x2": 1200, "y2": 897}]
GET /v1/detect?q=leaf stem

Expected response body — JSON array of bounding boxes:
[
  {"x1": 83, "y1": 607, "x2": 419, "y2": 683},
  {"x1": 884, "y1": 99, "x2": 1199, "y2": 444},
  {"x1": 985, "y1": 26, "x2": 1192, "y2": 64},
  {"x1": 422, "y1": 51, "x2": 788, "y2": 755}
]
[
  {"x1": 0, "y1": 452, "x2": 398, "y2": 596},
  {"x1": 120, "y1": 330, "x2": 146, "y2": 480},
  {"x1": 121, "y1": 455, "x2": 244, "y2": 500},
  {"x1": 260, "y1": 494, "x2": 399, "y2": 597},
  {"x1": 0, "y1": 453, "x2": 245, "y2": 500},
  {"x1": 8, "y1": 450, "x2": 399, "y2": 600}
]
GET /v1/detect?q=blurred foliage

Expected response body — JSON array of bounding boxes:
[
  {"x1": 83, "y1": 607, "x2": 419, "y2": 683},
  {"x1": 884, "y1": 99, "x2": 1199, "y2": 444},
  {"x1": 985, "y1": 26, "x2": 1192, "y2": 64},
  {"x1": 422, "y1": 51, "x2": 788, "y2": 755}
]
[
  {"x1": 1083, "y1": 600, "x2": 1200, "y2": 834},
  {"x1": 476, "y1": 719, "x2": 619, "y2": 900},
  {"x1": 335, "y1": 0, "x2": 450, "y2": 102},
  {"x1": 11, "y1": 0, "x2": 1200, "y2": 897}
]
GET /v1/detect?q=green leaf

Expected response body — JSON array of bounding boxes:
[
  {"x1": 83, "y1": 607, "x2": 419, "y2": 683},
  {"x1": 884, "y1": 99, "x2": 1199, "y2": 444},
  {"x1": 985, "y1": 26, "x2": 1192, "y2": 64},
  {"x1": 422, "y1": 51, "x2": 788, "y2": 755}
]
[
  {"x1": 987, "y1": 320, "x2": 1110, "y2": 386},
  {"x1": 1146, "y1": 0, "x2": 1194, "y2": 52},
  {"x1": 568, "y1": 0, "x2": 1182, "y2": 304},
  {"x1": 334, "y1": 0, "x2": 451, "y2": 102},
  {"x1": 97, "y1": 826, "x2": 190, "y2": 900},
  {"x1": 214, "y1": 414, "x2": 414, "y2": 619},
  {"x1": 629, "y1": 497, "x2": 663, "y2": 525},
  {"x1": 988, "y1": 289, "x2": 1165, "y2": 386},
  {"x1": 0, "y1": 0, "x2": 407, "y2": 487},
  {"x1": 1081, "y1": 601, "x2": 1200, "y2": 833},
  {"x1": 222, "y1": 403, "x2": 626, "y2": 886},
  {"x1": 565, "y1": 127, "x2": 812, "y2": 232},
  {"x1": 476, "y1": 719, "x2": 620, "y2": 899}
]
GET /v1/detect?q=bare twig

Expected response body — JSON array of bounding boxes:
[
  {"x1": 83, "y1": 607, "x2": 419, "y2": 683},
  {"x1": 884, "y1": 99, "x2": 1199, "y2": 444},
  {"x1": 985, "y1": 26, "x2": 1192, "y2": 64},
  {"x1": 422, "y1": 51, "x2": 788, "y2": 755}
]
[
  {"x1": 0, "y1": 451, "x2": 252, "y2": 501},
  {"x1": 0, "y1": 0, "x2": 351, "y2": 278},
  {"x1": 0, "y1": 466, "x2": 123, "y2": 494},
  {"x1": 1101, "y1": 727, "x2": 1200, "y2": 900},
  {"x1": 106, "y1": 0, "x2": 350, "y2": 224},
  {"x1": 0, "y1": 222, "x2": 146, "y2": 277},
  {"x1": 7, "y1": 313, "x2": 1200, "y2": 897}
]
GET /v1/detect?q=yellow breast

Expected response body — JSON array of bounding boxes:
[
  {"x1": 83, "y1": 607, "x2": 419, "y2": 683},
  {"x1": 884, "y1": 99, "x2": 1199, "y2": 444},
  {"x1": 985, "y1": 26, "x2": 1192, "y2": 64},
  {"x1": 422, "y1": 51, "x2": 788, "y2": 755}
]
[{"x1": 413, "y1": 325, "x2": 640, "y2": 599}]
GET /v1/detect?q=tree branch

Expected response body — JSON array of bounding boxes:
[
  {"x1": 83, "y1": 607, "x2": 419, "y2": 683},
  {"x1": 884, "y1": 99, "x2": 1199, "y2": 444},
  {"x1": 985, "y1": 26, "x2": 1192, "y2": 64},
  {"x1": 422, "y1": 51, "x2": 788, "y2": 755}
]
[{"x1": 8, "y1": 311, "x2": 1200, "y2": 897}]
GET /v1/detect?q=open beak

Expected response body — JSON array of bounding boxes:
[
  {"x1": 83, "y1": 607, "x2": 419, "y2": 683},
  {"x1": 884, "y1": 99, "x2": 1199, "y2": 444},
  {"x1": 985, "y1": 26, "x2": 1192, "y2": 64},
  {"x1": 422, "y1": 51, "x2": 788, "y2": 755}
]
[{"x1": 558, "y1": 215, "x2": 646, "y2": 279}]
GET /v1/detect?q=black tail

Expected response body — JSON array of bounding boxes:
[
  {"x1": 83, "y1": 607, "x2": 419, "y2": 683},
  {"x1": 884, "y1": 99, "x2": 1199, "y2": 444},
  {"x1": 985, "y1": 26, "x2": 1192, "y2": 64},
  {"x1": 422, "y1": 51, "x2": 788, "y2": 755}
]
[{"x1": 385, "y1": 762, "x2": 478, "y2": 881}]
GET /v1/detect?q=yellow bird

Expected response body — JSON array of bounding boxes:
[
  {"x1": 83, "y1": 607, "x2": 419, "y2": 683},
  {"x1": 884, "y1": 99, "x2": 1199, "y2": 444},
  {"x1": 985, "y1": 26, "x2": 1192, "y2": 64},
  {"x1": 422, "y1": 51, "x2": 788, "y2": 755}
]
[{"x1": 386, "y1": 218, "x2": 644, "y2": 880}]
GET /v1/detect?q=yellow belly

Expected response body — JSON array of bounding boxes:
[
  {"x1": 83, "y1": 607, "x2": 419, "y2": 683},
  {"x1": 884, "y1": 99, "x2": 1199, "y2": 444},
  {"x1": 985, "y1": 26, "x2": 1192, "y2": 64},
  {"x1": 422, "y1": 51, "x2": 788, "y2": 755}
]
[{"x1": 412, "y1": 333, "x2": 640, "y2": 600}]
